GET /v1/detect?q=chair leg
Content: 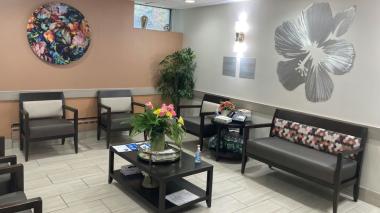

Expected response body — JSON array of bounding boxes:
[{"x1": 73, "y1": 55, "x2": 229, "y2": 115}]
[
  {"x1": 19, "y1": 134, "x2": 23, "y2": 151},
  {"x1": 74, "y1": 135, "x2": 78, "y2": 154},
  {"x1": 333, "y1": 188, "x2": 340, "y2": 213},
  {"x1": 106, "y1": 129, "x2": 111, "y2": 149},
  {"x1": 24, "y1": 138, "x2": 29, "y2": 162},
  {"x1": 61, "y1": 138, "x2": 65, "y2": 145},
  {"x1": 199, "y1": 137, "x2": 204, "y2": 151},
  {"x1": 143, "y1": 131, "x2": 148, "y2": 141},
  {"x1": 97, "y1": 125, "x2": 101, "y2": 140},
  {"x1": 241, "y1": 155, "x2": 247, "y2": 174},
  {"x1": 353, "y1": 181, "x2": 360, "y2": 202}
]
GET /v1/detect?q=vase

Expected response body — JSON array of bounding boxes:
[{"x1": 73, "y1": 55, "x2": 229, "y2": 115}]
[
  {"x1": 221, "y1": 110, "x2": 231, "y2": 116},
  {"x1": 141, "y1": 131, "x2": 165, "y2": 189},
  {"x1": 140, "y1": 15, "x2": 148, "y2": 29},
  {"x1": 150, "y1": 131, "x2": 165, "y2": 152}
]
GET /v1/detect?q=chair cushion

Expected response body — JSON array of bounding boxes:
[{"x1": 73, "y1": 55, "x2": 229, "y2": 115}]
[
  {"x1": 201, "y1": 101, "x2": 219, "y2": 113},
  {"x1": 183, "y1": 116, "x2": 216, "y2": 137},
  {"x1": 101, "y1": 112, "x2": 133, "y2": 130},
  {"x1": 272, "y1": 118, "x2": 362, "y2": 159},
  {"x1": 100, "y1": 97, "x2": 131, "y2": 113},
  {"x1": 0, "y1": 191, "x2": 31, "y2": 213},
  {"x1": 246, "y1": 137, "x2": 357, "y2": 184},
  {"x1": 23, "y1": 100, "x2": 63, "y2": 119},
  {"x1": 29, "y1": 118, "x2": 75, "y2": 139},
  {"x1": 0, "y1": 163, "x2": 11, "y2": 196}
]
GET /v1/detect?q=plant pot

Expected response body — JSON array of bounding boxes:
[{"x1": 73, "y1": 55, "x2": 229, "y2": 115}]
[
  {"x1": 150, "y1": 131, "x2": 166, "y2": 152},
  {"x1": 221, "y1": 110, "x2": 231, "y2": 116}
]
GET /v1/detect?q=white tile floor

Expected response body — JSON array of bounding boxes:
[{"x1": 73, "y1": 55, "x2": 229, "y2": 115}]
[{"x1": 5, "y1": 132, "x2": 380, "y2": 213}]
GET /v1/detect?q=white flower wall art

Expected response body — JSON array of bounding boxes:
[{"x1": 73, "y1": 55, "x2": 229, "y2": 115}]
[{"x1": 275, "y1": 3, "x2": 356, "y2": 102}]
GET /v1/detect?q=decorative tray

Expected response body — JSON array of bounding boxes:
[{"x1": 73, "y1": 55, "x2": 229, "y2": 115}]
[{"x1": 137, "y1": 142, "x2": 181, "y2": 164}]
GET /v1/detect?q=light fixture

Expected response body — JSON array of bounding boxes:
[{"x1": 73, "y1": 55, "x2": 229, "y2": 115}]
[
  {"x1": 185, "y1": 0, "x2": 195, "y2": 3},
  {"x1": 234, "y1": 12, "x2": 249, "y2": 56}
]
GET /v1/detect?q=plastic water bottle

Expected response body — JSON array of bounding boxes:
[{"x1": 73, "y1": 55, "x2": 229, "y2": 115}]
[{"x1": 195, "y1": 145, "x2": 201, "y2": 163}]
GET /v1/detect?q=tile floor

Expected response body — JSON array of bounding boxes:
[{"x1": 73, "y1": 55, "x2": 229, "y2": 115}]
[{"x1": 5, "y1": 132, "x2": 380, "y2": 213}]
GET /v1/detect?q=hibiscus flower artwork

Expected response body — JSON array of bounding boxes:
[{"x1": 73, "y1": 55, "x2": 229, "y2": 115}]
[
  {"x1": 275, "y1": 3, "x2": 356, "y2": 102},
  {"x1": 27, "y1": 2, "x2": 91, "y2": 65}
]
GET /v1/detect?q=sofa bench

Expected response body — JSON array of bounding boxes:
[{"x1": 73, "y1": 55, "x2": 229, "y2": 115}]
[{"x1": 241, "y1": 109, "x2": 368, "y2": 213}]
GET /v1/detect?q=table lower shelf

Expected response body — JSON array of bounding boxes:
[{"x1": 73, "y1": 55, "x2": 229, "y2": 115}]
[{"x1": 110, "y1": 170, "x2": 207, "y2": 212}]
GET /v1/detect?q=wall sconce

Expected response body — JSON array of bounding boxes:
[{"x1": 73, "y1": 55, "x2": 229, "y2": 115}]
[{"x1": 234, "y1": 12, "x2": 249, "y2": 56}]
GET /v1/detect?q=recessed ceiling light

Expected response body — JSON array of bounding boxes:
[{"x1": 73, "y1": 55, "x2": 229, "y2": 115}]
[{"x1": 185, "y1": 0, "x2": 195, "y2": 3}]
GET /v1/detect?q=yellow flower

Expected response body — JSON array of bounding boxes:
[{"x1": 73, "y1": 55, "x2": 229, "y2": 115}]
[
  {"x1": 166, "y1": 111, "x2": 173, "y2": 118},
  {"x1": 178, "y1": 116, "x2": 184, "y2": 126},
  {"x1": 153, "y1": 109, "x2": 161, "y2": 116}
]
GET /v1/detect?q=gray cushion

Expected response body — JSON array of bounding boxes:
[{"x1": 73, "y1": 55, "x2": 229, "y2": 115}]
[
  {"x1": 101, "y1": 112, "x2": 133, "y2": 130},
  {"x1": 29, "y1": 118, "x2": 75, "y2": 139},
  {"x1": 0, "y1": 191, "x2": 32, "y2": 213},
  {"x1": 0, "y1": 163, "x2": 11, "y2": 196},
  {"x1": 183, "y1": 116, "x2": 216, "y2": 137},
  {"x1": 246, "y1": 137, "x2": 357, "y2": 184}
]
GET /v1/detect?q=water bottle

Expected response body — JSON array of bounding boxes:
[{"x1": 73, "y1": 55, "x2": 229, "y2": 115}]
[{"x1": 195, "y1": 145, "x2": 201, "y2": 163}]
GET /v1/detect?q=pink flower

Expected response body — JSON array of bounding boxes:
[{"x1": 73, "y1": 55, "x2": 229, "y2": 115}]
[
  {"x1": 145, "y1": 102, "x2": 154, "y2": 110},
  {"x1": 159, "y1": 104, "x2": 168, "y2": 117},
  {"x1": 32, "y1": 42, "x2": 46, "y2": 57},
  {"x1": 72, "y1": 31, "x2": 86, "y2": 47},
  {"x1": 167, "y1": 104, "x2": 177, "y2": 117}
]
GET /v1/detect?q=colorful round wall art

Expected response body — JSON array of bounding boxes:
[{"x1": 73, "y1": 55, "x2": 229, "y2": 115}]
[{"x1": 27, "y1": 2, "x2": 91, "y2": 65}]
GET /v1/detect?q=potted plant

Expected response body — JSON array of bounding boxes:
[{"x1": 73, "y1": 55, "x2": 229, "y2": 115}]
[
  {"x1": 156, "y1": 48, "x2": 196, "y2": 109},
  {"x1": 219, "y1": 101, "x2": 236, "y2": 116},
  {"x1": 131, "y1": 102, "x2": 185, "y2": 152}
]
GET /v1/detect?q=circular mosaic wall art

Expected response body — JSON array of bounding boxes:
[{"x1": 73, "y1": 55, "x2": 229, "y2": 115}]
[{"x1": 27, "y1": 2, "x2": 91, "y2": 65}]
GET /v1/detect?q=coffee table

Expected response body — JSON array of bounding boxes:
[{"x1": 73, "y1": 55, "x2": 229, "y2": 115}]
[{"x1": 108, "y1": 145, "x2": 213, "y2": 213}]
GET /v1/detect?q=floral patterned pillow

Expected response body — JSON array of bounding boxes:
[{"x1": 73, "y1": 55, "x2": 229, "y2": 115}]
[{"x1": 272, "y1": 118, "x2": 361, "y2": 158}]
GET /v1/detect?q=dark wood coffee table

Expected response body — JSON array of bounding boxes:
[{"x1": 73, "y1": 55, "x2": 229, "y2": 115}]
[{"x1": 108, "y1": 145, "x2": 213, "y2": 213}]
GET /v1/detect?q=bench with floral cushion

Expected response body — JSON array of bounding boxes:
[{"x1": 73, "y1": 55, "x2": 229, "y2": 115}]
[{"x1": 241, "y1": 109, "x2": 368, "y2": 213}]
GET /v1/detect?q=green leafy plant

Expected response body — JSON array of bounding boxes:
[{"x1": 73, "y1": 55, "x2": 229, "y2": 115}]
[{"x1": 156, "y1": 48, "x2": 196, "y2": 108}]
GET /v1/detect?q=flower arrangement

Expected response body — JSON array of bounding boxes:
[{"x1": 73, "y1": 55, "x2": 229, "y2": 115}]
[
  {"x1": 131, "y1": 102, "x2": 185, "y2": 151},
  {"x1": 219, "y1": 101, "x2": 236, "y2": 112}
]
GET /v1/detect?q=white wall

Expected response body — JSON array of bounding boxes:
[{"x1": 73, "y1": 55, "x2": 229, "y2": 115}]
[
  {"x1": 173, "y1": 0, "x2": 380, "y2": 128},
  {"x1": 173, "y1": 0, "x2": 380, "y2": 197}
]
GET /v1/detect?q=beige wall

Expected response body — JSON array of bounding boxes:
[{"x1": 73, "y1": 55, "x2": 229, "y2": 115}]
[
  {"x1": 0, "y1": 0, "x2": 182, "y2": 137},
  {"x1": 0, "y1": 0, "x2": 182, "y2": 90}
]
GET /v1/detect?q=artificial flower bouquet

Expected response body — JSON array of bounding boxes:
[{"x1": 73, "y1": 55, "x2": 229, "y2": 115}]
[
  {"x1": 219, "y1": 101, "x2": 236, "y2": 112},
  {"x1": 131, "y1": 102, "x2": 185, "y2": 151}
]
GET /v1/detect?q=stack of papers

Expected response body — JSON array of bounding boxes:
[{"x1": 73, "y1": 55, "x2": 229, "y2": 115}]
[
  {"x1": 112, "y1": 142, "x2": 151, "y2": 153},
  {"x1": 165, "y1": 189, "x2": 199, "y2": 206},
  {"x1": 120, "y1": 165, "x2": 140, "y2": 176}
]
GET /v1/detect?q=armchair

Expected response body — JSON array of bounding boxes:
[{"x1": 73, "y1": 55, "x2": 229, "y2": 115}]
[
  {"x1": 19, "y1": 92, "x2": 78, "y2": 161},
  {"x1": 178, "y1": 94, "x2": 229, "y2": 150},
  {"x1": 97, "y1": 90, "x2": 146, "y2": 148},
  {"x1": 0, "y1": 164, "x2": 42, "y2": 213}
]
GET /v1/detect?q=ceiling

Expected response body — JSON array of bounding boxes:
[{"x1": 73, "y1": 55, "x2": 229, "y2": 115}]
[{"x1": 133, "y1": 0, "x2": 248, "y2": 9}]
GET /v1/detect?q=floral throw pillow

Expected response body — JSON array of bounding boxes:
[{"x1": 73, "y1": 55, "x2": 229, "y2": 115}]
[{"x1": 272, "y1": 118, "x2": 361, "y2": 158}]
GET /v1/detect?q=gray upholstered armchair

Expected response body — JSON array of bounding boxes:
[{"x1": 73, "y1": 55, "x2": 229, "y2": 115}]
[
  {"x1": 178, "y1": 94, "x2": 229, "y2": 150},
  {"x1": 97, "y1": 90, "x2": 146, "y2": 148},
  {"x1": 19, "y1": 92, "x2": 78, "y2": 161},
  {"x1": 0, "y1": 136, "x2": 42, "y2": 213}
]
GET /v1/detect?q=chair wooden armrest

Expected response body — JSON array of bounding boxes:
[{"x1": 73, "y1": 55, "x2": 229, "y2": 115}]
[
  {"x1": 0, "y1": 164, "x2": 24, "y2": 191},
  {"x1": 0, "y1": 155, "x2": 17, "y2": 165},
  {"x1": 0, "y1": 197, "x2": 42, "y2": 213}
]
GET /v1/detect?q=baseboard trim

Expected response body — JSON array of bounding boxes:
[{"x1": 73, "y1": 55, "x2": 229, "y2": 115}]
[
  {"x1": 360, "y1": 187, "x2": 380, "y2": 207},
  {"x1": 0, "y1": 87, "x2": 158, "y2": 101}
]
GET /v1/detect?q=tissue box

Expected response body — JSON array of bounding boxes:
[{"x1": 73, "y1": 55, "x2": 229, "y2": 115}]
[
  {"x1": 237, "y1": 109, "x2": 252, "y2": 121},
  {"x1": 214, "y1": 115, "x2": 232, "y2": 124}
]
